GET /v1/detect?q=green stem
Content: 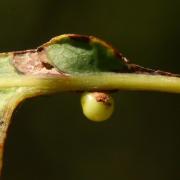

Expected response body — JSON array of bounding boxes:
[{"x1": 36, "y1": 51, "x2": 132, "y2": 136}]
[
  {"x1": 0, "y1": 87, "x2": 45, "y2": 172},
  {"x1": 0, "y1": 73, "x2": 180, "y2": 93}
]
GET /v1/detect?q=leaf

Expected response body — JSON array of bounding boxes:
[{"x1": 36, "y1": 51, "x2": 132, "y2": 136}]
[
  {"x1": 43, "y1": 34, "x2": 128, "y2": 74},
  {"x1": 0, "y1": 53, "x2": 19, "y2": 76}
]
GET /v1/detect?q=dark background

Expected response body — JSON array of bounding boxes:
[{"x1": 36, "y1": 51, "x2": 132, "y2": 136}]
[{"x1": 0, "y1": 0, "x2": 180, "y2": 179}]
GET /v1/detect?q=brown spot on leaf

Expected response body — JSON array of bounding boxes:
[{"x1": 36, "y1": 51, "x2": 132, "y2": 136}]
[
  {"x1": 13, "y1": 50, "x2": 66, "y2": 76},
  {"x1": 68, "y1": 34, "x2": 91, "y2": 43},
  {"x1": 0, "y1": 121, "x2": 4, "y2": 126},
  {"x1": 127, "y1": 64, "x2": 180, "y2": 77},
  {"x1": 13, "y1": 49, "x2": 37, "y2": 55},
  {"x1": 42, "y1": 62, "x2": 54, "y2": 70}
]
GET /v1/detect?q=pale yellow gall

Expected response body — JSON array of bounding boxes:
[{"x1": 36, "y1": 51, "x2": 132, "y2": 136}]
[{"x1": 81, "y1": 92, "x2": 114, "y2": 122}]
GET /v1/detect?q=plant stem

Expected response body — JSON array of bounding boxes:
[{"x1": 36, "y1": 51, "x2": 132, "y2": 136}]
[
  {"x1": 0, "y1": 88, "x2": 49, "y2": 172},
  {"x1": 0, "y1": 73, "x2": 180, "y2": 93}
]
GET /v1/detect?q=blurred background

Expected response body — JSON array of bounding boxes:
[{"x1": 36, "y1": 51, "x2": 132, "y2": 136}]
[{"x1": 0, "y1": 0, "x2": 180, "y2": 179}]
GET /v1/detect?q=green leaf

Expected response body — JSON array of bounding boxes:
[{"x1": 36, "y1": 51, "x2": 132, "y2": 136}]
[
  {"x1": 43, "y1": 34, "x2": 128, "y2": 74},
  {"x1": 0, "y1": 53, "x2": 19, "y2": 76}
]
